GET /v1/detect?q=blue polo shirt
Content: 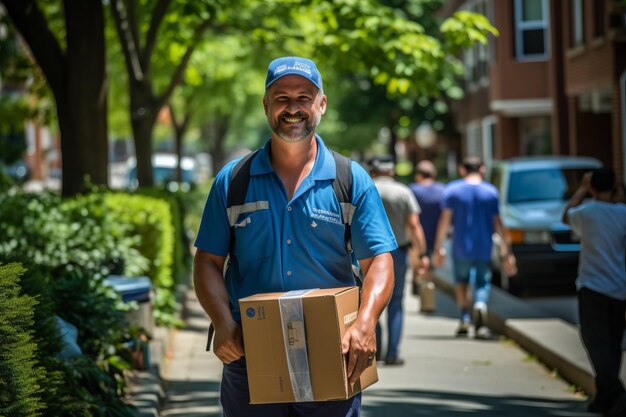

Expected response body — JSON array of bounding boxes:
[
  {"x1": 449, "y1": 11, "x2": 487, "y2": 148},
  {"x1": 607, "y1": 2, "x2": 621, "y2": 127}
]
[{"x1": 195, "y1": 136, "x2": 397, "y2": 322}]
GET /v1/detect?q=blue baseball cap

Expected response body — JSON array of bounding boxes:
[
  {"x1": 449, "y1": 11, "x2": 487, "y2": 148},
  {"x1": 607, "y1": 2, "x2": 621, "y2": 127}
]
[{"x1": 265, "y1": 56, "x2": 323, "y2": 91}]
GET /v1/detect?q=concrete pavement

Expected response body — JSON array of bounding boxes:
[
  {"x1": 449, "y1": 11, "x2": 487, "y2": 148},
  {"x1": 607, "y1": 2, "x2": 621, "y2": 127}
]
[{"x1": 125, "y1": 273, "x2": 612, "y2": 417}]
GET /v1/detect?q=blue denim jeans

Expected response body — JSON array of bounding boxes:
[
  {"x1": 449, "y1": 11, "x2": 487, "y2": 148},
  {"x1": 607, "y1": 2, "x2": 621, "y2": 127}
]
[
  {"x1": 221, "y1": 357, "x2": 361, "y2": 417},
  {"x1": 376, "y1": 247, "x2": 408, "y2": 361},
  {"x1": 452, "y1": 258, "x2": 492, "y2": 306}
]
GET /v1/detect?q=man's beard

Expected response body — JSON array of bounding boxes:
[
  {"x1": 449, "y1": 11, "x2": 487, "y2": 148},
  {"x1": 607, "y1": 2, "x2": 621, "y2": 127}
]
[{"x1": 271, "y1": 111, "x2": 321, "y2": 143}]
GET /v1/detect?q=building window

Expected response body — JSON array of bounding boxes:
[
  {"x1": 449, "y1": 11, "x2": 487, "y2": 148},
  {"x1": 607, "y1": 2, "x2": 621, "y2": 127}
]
[
  {"x1": 481, "y1": 116, "x2": 497, "y2": 168},
  {"x1": 514, "y1": 0, "x2": 549, "y2": 60},
  {"x1": 570, "y1": 0, "x2": 584, "y2": 47},
  {"x1": 465, "y1": 121, "x2": 483, "y2": 158},
  {"x1": 592, "y1": 0, "x2": 605, "y2": 39},
  {"x1": 463, "y1": 0, "x2": 493, "y2": 90},
  {"x1": 519, "y1": 116, "x2": 552, "y2": 155}
]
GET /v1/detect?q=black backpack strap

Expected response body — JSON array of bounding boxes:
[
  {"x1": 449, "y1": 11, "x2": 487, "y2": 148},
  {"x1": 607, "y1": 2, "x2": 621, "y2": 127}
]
[
  {"x1": 226, "y1": 150, "x2": 261, "y2": 256},
  {"x1": 330, "y1": 150, "x2": 354, "y2": 251},
  {"x1": 330, "y1": 150, "x2": 362, "y2": 286}
]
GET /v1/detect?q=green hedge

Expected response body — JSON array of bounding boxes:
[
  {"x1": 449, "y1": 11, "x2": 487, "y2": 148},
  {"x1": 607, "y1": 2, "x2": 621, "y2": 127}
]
[
  {"x1": 0, "y1": 263, "x2": 45, "y2": 417},
  {"x1": 0, "y1": 189, "x2": 191, "y2": 326},
  {"x1": 0, "y1": 191, "x2": 148, "y2": 278},
  {"x1": 104, "y1": 192, "x2": 181, "y2": 326}
]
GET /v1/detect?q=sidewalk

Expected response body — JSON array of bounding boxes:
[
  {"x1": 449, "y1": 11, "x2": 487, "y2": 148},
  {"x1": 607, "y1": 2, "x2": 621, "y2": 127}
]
[
  {"x1": 432, "y1": 265, "x2": 626, "y2": 399},
  {"x1": 129, "y1": 277, "x2": 604, "y2": 416}
]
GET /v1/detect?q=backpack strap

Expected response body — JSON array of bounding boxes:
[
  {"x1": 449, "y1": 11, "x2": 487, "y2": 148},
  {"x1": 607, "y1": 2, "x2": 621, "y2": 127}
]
[
  {"x1": 226, "y1": 150, "x2": 263, "y2": 256},
  {"x1": 330, "y1": 150, "x2": 361, "y2": 286},
  {"x1": 330, "y1": 150, "x2": 355, "y2": 253}
]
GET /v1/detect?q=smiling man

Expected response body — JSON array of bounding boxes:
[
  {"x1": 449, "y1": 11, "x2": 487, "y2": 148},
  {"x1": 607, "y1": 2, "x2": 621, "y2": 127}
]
[{"x1": 193, "y1": 56, "x2": 396, "y2": 417}]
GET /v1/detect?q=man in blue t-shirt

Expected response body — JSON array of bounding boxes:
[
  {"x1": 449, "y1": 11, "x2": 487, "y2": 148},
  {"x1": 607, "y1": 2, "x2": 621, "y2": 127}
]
[
  {"x1": 193, "y1": 56, "x2": 396, "y2": 417},
  {"x1": 432, "y1": 156, "x2": 516, "y2": 338}
]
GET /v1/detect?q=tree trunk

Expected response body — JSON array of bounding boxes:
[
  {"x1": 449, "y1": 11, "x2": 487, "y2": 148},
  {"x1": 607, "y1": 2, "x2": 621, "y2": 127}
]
[
  {"x1": 202, "y1": 116, "x2": 229, "y2": 173},
  {"x1": 63, "y1": 0, "x2": 108, "y2": 195},
  {"x1": 2, "y1": 0, "x2": 109, "y2": 196},
  {"x1": 129, "y1": 81, "x2": 158, "y2": 187}
]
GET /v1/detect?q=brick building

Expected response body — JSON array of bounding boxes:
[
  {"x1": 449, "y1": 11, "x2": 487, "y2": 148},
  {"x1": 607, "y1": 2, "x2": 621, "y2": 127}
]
[{"x1": 441, "y1": 0, "x2": 626, "y2": 181}]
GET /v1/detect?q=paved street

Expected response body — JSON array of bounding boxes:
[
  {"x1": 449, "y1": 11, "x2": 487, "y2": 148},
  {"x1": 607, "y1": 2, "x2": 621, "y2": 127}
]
[{"x1": 158, "y1": 281, "x2": 592, "y2": 417}]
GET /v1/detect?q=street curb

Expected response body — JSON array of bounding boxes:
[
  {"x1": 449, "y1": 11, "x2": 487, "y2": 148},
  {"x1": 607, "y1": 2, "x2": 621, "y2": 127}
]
[{"x1": 432, "y1": 273, "x2": 598, "y2": 396}]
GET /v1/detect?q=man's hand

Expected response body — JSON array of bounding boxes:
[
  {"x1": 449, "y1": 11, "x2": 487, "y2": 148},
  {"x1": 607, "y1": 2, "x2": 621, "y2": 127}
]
[
  {"x1": 432, "y1": 247, "x2": 446, "y2": 268},
  {"x1": 212, "y1": 320, "x2": 245, "y2": 364},
  {"x1": 416, "y1": 255, "x2": 430, "y2": 276},
  {"x1": 502, "y1": 253, "x2": 517, "y2": 277},
  {"x1": 341, "y1": 320, "x2": 377, "y2": 386}
]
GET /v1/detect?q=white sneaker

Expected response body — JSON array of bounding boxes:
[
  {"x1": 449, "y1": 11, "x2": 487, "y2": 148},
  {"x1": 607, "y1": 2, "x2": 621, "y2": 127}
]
[{"x1": 472, "y1": 303, "x2": 488, "y2": 333}]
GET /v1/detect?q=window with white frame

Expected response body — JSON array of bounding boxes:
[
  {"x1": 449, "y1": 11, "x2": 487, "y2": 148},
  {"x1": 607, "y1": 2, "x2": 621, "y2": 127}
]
[{"x1": 514, "y1": 0, "x2": 549, "y2": 60}]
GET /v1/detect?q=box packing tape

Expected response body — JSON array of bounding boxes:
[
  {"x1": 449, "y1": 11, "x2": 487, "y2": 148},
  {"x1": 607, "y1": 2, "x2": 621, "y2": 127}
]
[{"x1": 278, "y1": 289, "x2": 317, "y2": 402}]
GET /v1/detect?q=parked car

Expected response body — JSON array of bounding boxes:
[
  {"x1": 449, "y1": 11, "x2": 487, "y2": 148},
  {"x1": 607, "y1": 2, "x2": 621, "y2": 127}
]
[
  {"x1": 1, "y1": 159, "x2": 31, "y2": 183},
  {"x1": 127, "y1": 153, "x2": 199, "y2": 192},
  {"x1": 488, "y1": 156, "x2": 603, "y2": 294}
]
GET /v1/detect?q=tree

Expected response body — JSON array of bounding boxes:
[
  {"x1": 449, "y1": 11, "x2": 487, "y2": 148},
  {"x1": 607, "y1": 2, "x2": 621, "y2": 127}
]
[
  {"x1": 1, "y1": 0, "x2": 108, "y2": 196},
  {"x1": 109, "y1": 0, "x2": 216, "y2": 187}
]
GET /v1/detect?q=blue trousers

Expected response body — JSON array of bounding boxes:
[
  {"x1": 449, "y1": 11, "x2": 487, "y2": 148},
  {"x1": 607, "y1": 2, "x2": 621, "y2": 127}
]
[
  {"x1": 376, "y1": 247, "x2": 408, "y2": 361},
  {"x1": 221, "y1": 357, "x2": 361, "y2": 417}
]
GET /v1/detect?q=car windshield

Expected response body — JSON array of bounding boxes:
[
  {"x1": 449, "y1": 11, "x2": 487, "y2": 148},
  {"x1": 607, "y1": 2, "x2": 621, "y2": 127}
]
[{"x1": 508, "y1": 168, "x2": 590, "y2": 203}]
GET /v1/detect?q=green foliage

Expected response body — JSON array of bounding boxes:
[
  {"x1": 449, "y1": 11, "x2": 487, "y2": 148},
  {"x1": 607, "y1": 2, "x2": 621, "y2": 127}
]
[
  {"x1": 0, "y1": 191, "x2": 149, "y2": 279},
  {"x1": 52, "y1": 270, "x2": 126, "y2": 359},
  {"x1": 51, "y1": 356, "x2": 134, "y2": 417},
  {"x1": 0, "y1": 259, "x2": 136, "y2": 416},
  {"x1": 9, "y1": 265, "x2": 80, "y2": 417},
  {"x1": 104, "y1": 192, "x2": 182, "y2": 326},
  {"x1": 0, "y1": 11, "x2": 54, "y2": 140},
  {"x1": 0, "y1": 188, "x2": 186, "y2": 327},
  {"x1": 440, "y1": 10, "x2": 500, "y2": 51},
  {"x1": 0, "y1": 263, "x2": 46, "y2": 417}
]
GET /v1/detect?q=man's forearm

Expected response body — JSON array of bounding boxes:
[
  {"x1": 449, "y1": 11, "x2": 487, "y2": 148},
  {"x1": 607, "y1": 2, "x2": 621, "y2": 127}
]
[
  {"x1": 407, "y1": 213, "x2": 427, "y2": 255},
  {"x1": 193, "y1": 251, "x2": 232, "y2": 328},
  {"x1": 356, "y1": 253, "x2": 394, "y2": 326},
  {"x1": 562, "y1": 186, "x2": 588, "y2": 224},
  {"x1": 433, "y1": 209, "x2": 452, "y2": 253}
]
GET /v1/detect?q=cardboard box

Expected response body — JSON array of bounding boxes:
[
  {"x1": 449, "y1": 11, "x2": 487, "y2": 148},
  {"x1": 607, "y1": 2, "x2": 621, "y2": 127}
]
[{"x1": 239, "y1": 286, "x2": 378, "y2": 404}]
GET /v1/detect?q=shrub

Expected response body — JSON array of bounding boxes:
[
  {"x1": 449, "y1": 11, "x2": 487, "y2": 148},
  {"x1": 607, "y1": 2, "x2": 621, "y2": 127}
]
[
  {"x1": 0, "y1": 263, "x2": 45, "y2": 417},
  {"x1": 0, "y1": 190, "x2": 148, "y2": 279},
  {"x1": 104, "y1": 192, "x2": 182, "y2": 326}
]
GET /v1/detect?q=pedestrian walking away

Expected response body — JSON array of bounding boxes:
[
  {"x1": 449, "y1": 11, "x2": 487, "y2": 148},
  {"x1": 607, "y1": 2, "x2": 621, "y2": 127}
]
[
  {"x1": 410, "y1": 160, "x2": 445, "y2": 255},
  {"x1": 563, "y1": 168, "x2": 626, "y2": 417},
  {"x1": 409, "y1": 159, "x2": 445, "y2": 311},
  {"x1": 369, "y1": 156, "x2": 429, "y2": 366},
  {"x1": 432, "y1": 156, "x2": 516, "y2": 338},
  {"x1": 192, "y1": 56, "x2": 397, "y2": 417}
]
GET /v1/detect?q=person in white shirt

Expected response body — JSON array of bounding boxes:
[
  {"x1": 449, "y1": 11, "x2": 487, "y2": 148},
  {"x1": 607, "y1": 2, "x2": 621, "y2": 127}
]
[{"x1": 563, "y1": 168, "x2": 626, "y2": 417}]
